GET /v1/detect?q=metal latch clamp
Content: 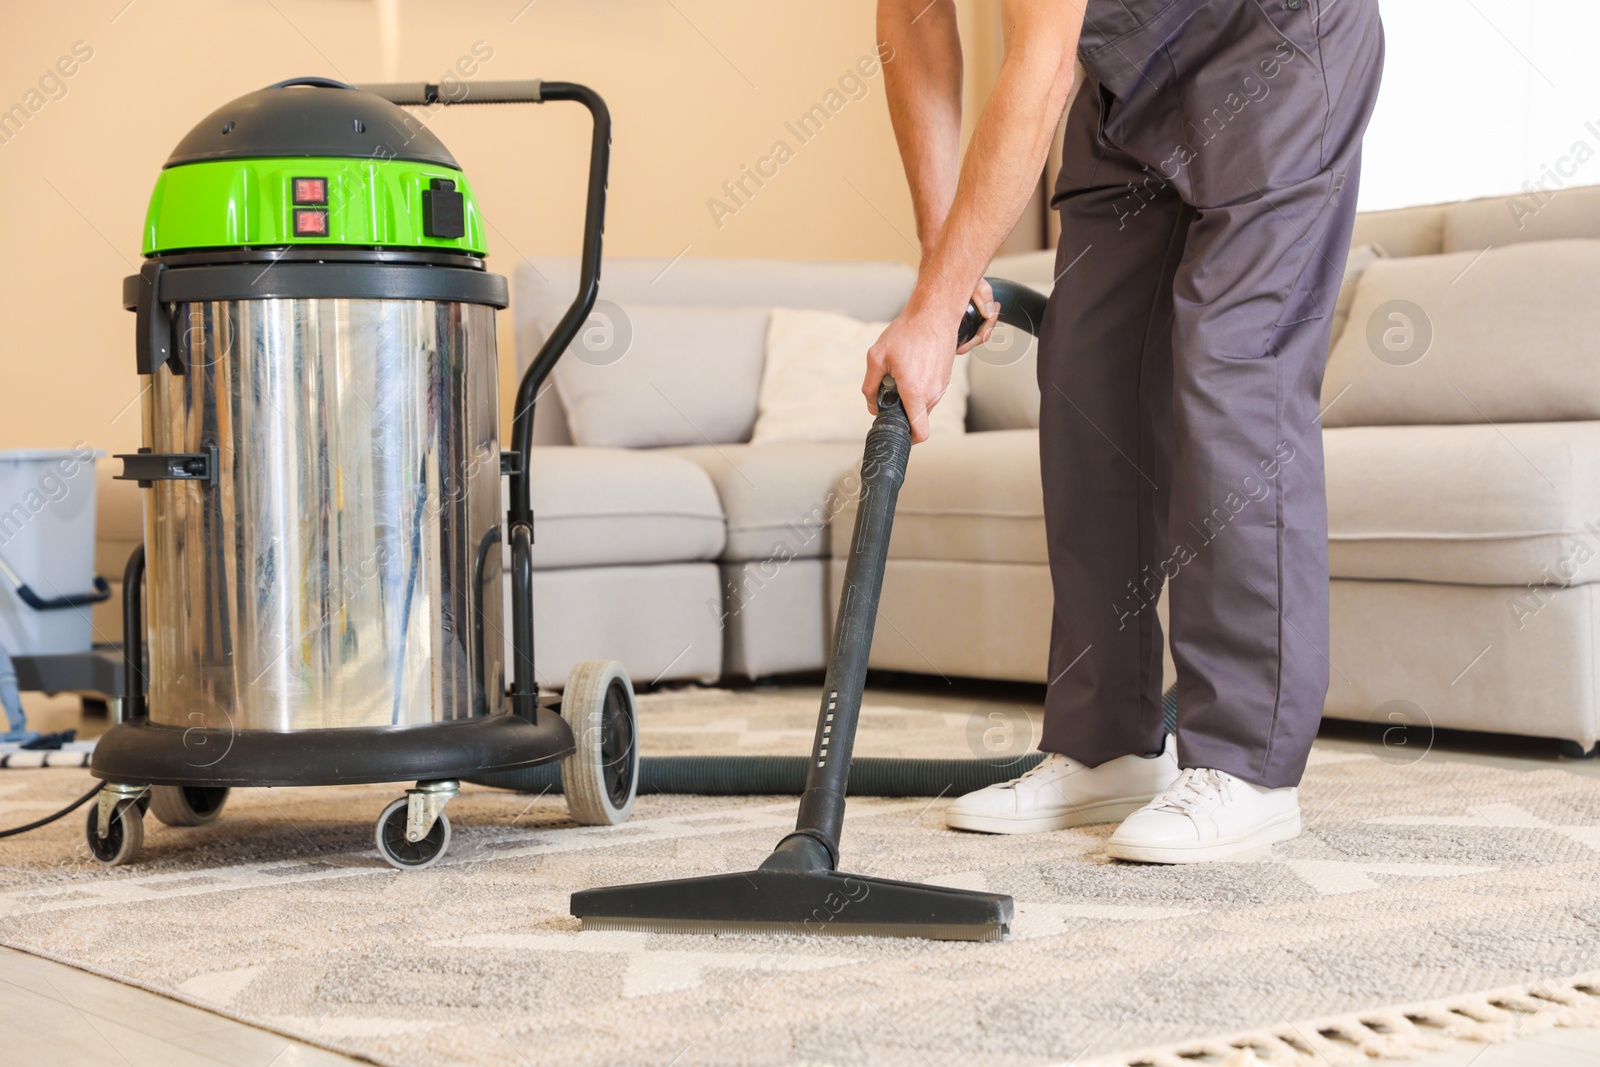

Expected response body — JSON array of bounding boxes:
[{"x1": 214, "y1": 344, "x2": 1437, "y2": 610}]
[{"x1": 114, "y1": 446, "x2": 219, "y2": 489}]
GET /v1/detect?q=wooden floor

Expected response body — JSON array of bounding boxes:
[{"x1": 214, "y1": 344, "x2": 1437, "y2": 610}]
[
  {"x1": 0, "y1": 946, "x2": 356, "y2": 1066},
  {"x1": 4, "y1": 685, "x2": 1598, "y2": 1066}
]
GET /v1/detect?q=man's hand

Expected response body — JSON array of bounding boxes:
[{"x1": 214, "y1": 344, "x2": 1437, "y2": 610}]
[{"x1": 863, "y1": 278, "x2": 997, "y2": 443}]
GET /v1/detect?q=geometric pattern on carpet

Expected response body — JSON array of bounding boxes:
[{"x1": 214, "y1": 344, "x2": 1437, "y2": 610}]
[{"x1": 0, "y1": 688, "x2": 1596, "y2": 1066}]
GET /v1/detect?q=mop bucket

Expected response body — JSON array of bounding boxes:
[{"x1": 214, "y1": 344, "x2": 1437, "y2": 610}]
[{"x1": 0, "y1": 448, "x2": 108, "y2": 656}]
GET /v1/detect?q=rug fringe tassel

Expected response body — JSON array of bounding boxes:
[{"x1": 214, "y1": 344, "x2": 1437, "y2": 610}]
[{"x1": 1081, "y1": 971, "x2": 1600, "y2": 1067}]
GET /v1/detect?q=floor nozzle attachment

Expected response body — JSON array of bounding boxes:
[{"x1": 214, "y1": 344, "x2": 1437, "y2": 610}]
[{"x1": 572, "y1": 869, "x2": 1012, "y2": 941}]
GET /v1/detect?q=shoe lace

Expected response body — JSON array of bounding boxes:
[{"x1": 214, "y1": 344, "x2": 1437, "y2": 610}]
[
  {"x1": 1000, "y1": 753, "x2": 1072, "y2": 790},
  {"x1": 1151, "y1": 767, "x2": 1228, "y2": 815}
]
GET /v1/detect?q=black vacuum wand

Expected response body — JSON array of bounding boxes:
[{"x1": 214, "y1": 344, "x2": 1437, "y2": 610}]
[{"x1": 570, "y1": 279, "x2": 1047, "y2": 941}]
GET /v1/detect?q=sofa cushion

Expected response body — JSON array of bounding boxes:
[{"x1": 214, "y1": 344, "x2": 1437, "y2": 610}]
[
  {"x1": 548, "y1": 304, "x2": 770, "y2": 449},
  {"x1": 668, "y1": 441, "x2": 861, "y2": 562},
  {"x1": 830, "y1": 429, "x2": 1045, "y2": 565},
  {"x1": 1322, "y1": 240, "x2": 1600, "y2": 428},
  {"x1": 524, "y1": 447, "x2": 725, "y2": 569},
  {"x1": 1326, "y1": 421, "x2": 1600, "y2": 586},
  {"x1": 1443, "y1": 183, "x2": 1600, "y2": 253},
  {"x1": 753, "y1": 308, "x2": 969, "y2": 444}
]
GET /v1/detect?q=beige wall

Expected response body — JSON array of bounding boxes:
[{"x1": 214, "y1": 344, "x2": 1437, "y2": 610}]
[{"x1": 0, "y1": 0, "x2": 1026, "y2": 455}]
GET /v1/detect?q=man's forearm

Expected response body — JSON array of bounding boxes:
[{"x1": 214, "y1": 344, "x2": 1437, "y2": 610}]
[
  {"x1": 908, "y1": 10, "x2": 1081, "y2": 319},
  {"x1": 879, "y1": 0, "x2": 964, "y2": 254},
  {"x1": 863, "y1": 0, "x2": 1085, "y2": 444}
]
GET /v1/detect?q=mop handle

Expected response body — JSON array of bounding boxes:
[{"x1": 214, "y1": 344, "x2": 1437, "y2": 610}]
[{"x1": 0, "y1": 553, "x2": 111, "y2": 611}]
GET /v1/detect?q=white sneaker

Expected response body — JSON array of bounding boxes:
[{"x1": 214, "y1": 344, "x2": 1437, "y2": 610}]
[
  {"x1": 945, "y1": 735, "x2": 1180, "y2": 834},
  {"x1": 1105, "y1": 767, "x2": 1300, "y2": 863}
]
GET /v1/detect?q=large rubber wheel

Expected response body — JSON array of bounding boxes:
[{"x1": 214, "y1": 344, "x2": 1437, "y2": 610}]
[
  {"x1": 374, "y1": 796, "x2": 450, "y2": 870},
  {"x1": 560, "y1": 660, "x2": 639, "y2": 826},
  {"x1": 85, "y1": 801, "x2": 144, "y2": 867},
  {"x1": 149, "y1": 786, "x2": 229, "y2": 827}
]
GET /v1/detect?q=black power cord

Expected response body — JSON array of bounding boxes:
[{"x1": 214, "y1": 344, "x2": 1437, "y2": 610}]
[{"x1": 0, "y1": 782, "x2": 102, "y2": 839}]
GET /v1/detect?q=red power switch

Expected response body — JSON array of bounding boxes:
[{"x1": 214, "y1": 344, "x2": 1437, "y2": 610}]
[
  {"x1": 292, "y1": 177, "x2": 328, "y2": 205},
  {"x1": 293, "y1": 209, "x2": 329, "y2": 237}
]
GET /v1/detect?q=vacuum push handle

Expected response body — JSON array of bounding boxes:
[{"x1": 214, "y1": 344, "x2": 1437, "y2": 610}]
[
  {"x1": 779, "y1": 276, "x2": 1048, "y2": 866},
  {"x1": 358, "y1": 80, "x2": 548, "y2": 106}
]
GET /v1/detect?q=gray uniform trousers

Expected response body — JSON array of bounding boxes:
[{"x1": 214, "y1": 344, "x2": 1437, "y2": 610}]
[{"x1": 1037, "y1": 0, "x2": 1384, "y2": 788}]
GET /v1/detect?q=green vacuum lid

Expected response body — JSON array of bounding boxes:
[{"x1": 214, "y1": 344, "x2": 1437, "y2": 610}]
[{"x1": 144, "y1": 77, "x2": 486, "y2": 256}]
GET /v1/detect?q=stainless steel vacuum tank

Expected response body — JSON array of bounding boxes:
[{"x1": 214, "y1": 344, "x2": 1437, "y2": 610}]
[
  {"x1": 88, "y1": 77, "x2": 640, "y2": 869},
  {"x1": 142, "y1": 297, "x2": 503, "y2": 732}
]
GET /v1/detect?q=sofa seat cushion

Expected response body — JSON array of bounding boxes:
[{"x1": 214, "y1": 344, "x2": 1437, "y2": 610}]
[
  {"x1": 1326, "y1": 421, "x2": 1600, "y2": 586},
  {"x1": 830, "y1": 429, "x2": 1045, "y2": 565},
  {"x1": 668, "y1": 442, "x2": 861, "y2": 562},
  {"x1": 524, "y1": 447, "x2": 725, "y2": 569}
]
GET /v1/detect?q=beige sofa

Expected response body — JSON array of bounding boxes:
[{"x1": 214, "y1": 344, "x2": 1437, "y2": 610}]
[
  {"x1": 515, "y1": 185, "x2": 1600, "y2": 753},
  {"x1": 1321, "y1": 187, "x2": 1600, "y2": 753}
]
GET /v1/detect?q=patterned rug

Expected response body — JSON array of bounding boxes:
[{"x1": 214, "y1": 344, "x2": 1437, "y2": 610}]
[{"x1": 1, "y1": 687, "x2": 1598, "y2": 1066}]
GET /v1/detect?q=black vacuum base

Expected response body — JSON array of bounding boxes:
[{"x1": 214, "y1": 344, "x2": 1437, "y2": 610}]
[
  {"x1": 90, "y1": 709, "x2": 575, "y2": 788},
  {"x1": 571, "y1": 868, "x2": 1013, "y2": 942}
]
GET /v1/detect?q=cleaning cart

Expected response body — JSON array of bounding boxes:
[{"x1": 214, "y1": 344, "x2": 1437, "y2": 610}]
[
  {"x1": 87, "y1": 77, "x2": 639, "y2": 869},
  {"x1": 0, "y1": 447, "x2": 113, "y2": 747}
]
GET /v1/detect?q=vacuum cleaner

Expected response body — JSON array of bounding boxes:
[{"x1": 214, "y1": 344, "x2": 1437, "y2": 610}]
[
  {"x1": 86, "y1": 76, "x2": 641, "y2": 869},
  {"x1": 569, "y1": 283, "x2": 1052, "y2": 942}
]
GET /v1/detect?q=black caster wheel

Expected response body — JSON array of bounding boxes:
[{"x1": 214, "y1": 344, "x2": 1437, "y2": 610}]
[
  {"x1": 375, "y1": 797, "x2": 450, "y2": 870},
  {"x1": 560, "y1": 660, "x2": 639, "y2": 826},
  {"x1": 149, "y1": 786, "x2": 229, "y2": 827},
  {"x1": 85, "y1": 800, "x2": 144, "y2": 867},
  {"x1": 1559, "y1": 740, "x2": 1599, "y2": 760}
]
